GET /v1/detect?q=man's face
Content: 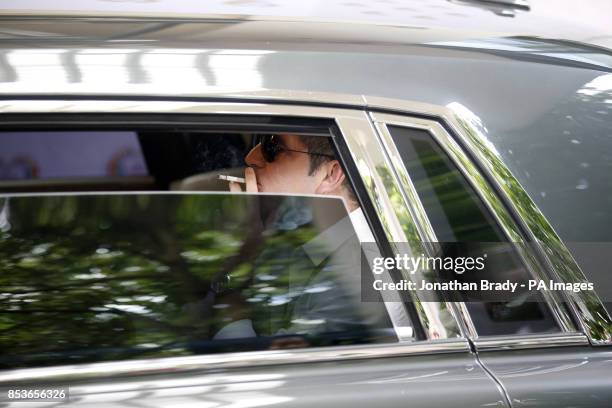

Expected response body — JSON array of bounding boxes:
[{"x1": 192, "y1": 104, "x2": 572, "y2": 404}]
[{"x1": 245, "y1": 134, "x2": 321, "y2": 194}]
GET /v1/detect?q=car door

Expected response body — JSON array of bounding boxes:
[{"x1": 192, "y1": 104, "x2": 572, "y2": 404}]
[
  {"x1": 0, "y1": 100, "x2": 508, "y2": 407},
  {"x1": 368, "y1": 109, "x2": 612, "y2": 407}
]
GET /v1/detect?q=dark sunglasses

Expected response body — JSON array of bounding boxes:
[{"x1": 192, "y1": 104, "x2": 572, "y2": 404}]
[{"x1": 259, "y1": 135, "x2": 335, "y2": 163}]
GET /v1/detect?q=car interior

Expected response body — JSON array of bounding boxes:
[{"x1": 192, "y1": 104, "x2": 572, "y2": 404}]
[
  {"x1": 1, "y1": 130, "x2": 260, "y2": 193},
  {"x1": 0, "y1": 113, "x2": 335, "y2": 194}
]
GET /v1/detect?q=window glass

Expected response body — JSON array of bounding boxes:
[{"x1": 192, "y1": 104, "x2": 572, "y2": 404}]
[
  {"x1": 0, "y1": 131, "x2": 148, "y2": 180},
  {"x1": 0, "y1": 129, "x2": 251, "y2": 193},
  {"x1": 0, "y1": 193, "x2": 395, "y2": 369},
  {"x1": 387, "y1": 125, "x2": 559, "y2": 336}
]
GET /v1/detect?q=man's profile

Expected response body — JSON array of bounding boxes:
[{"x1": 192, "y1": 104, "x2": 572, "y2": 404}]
[
  {"x1": 230, "y1": 134, "x2": 359, "y2": 214},
  {"x1": 212, "y1": 133, "x2": 395, "y2": 344}
]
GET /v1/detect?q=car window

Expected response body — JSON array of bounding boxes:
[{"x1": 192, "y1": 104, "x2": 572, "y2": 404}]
[
  {"x1": 386, "y1": 125, "x2": 560, "y2": 336},
  {"x1": 0, "y1": 193, "x2": 396, "y2": 369},
  {"x1": 0, "y1": 123, "x2": 424, "y2": 370},
  {"x1": 0, "y1": 130, "x2": 149, "y2": 181}
]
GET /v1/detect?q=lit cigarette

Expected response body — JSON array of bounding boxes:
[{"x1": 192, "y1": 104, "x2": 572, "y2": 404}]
[{"x1": 218, "y1": 174, "x2": 246, "y2": 184}]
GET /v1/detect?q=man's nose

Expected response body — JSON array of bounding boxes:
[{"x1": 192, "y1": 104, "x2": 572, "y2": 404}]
[{"x1": 245, "y1": 143, "x2": 265, "y2": 168}]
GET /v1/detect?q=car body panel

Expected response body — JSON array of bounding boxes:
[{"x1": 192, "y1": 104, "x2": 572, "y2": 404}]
[
  {"x1": 1, "y1": 351, "x2": 508, "y2": 408},
  {"x1": 1, "y1": 14, "x2": 611, "y2": 408},
  {"x1": 478, "y1": 347, "x2": 612, "y2": 407},
  {"x1": 0, "y1": 0, "x2": 611, "y2": 49}
]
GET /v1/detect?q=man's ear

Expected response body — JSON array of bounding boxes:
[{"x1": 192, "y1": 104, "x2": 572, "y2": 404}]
[{"x1": 314, "y1": 160, "x2": 346, "y2": 195}]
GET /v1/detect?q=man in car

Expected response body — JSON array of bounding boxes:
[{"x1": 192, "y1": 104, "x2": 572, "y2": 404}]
[
  {"x1": 230, "y1": 134, "x2": 362, "y2": 229},
  {"x1": 217, "y1": 134, "x2": 412, "y2": 344}
]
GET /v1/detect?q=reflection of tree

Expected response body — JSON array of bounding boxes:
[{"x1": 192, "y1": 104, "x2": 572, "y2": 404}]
[{"x1": 0, "y1": 194, "x2": 324, "y2": 368}]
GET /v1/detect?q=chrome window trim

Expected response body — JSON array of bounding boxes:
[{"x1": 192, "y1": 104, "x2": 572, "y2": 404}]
[
  {"x1": 368, "y1": 112, "x2": 575, "y2": 338},
  {"x1": 370, "y1": 119, "x2": 439, "y2": 251},
  {"x1": 0, "y1": 340, "x2": 470, "y2": 385},
  {"x1": 333, "y1": 110, "x2": 462, "y2": 340},
  {"x1": 473, "y1": 332, "x2": 589, "y2": 351},
  {"x1": 369, "y1": 117, "x2": 474, "y2": 340}
]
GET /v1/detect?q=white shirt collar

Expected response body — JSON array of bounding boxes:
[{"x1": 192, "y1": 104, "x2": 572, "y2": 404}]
[{"x1": 349, "y1": 207, "x2": 375, "y2": 243}]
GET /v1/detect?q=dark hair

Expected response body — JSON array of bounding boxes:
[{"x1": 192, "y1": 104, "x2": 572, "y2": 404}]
[{"x1": 300, "y1": 136, "x2": 357, "y2": 204}]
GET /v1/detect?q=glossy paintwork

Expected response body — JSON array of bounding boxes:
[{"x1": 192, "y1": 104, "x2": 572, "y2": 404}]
[
  {"x1": 0, "y1": 1, "x2": 610, "y2": 49},
  {"x1": 479, "y1": 347, "x2": 612, "y2": 407},
  {"x1": 439, "y1": 100, "x2": 612, "y2": 344},
  {"x1": 1, "y1": 353, "x2": 507, "y2": 408}
]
